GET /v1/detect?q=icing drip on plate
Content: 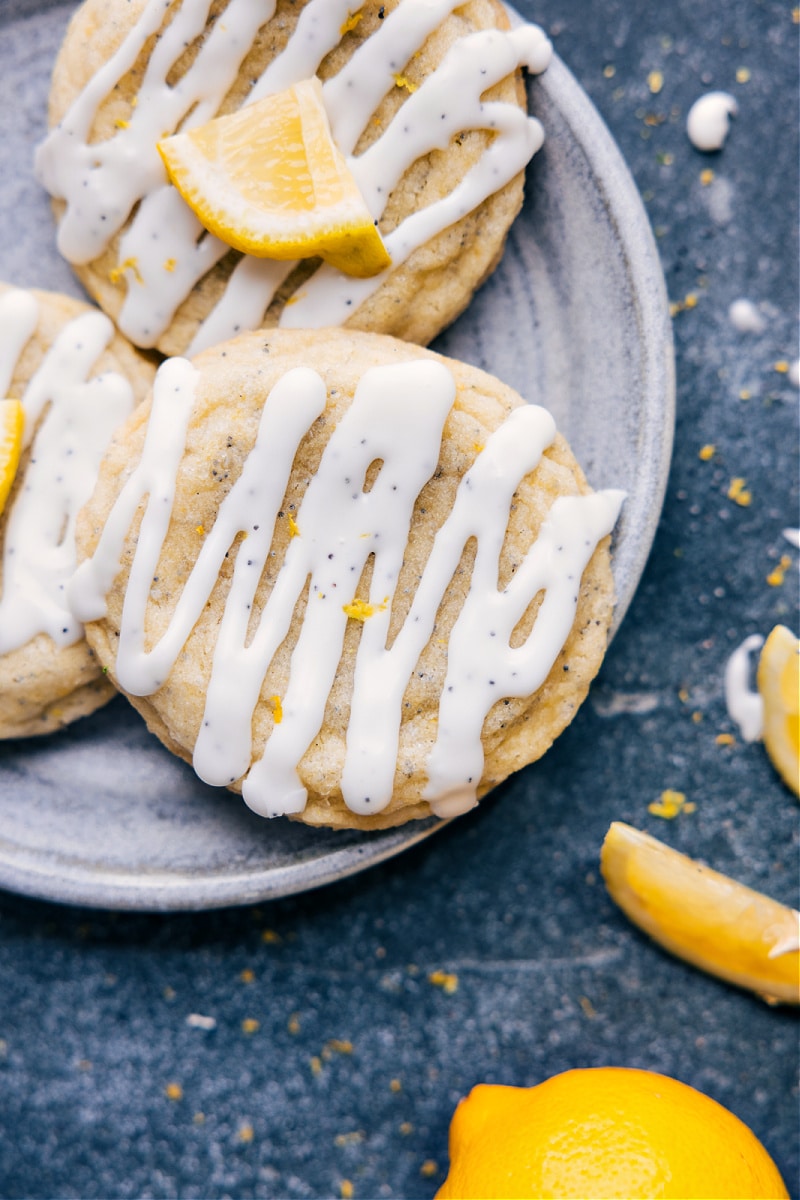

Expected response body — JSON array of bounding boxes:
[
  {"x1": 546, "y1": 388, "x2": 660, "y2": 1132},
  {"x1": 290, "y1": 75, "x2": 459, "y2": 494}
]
[
  {"x1": 71, "y1": 357, "x2": 624, "y2": 819},
  {"x1": 36, "y1": 0, "x2": 552, "y2": 352},
  {"x1": 0, "y1": 290, "x2": 135, "y2": 654}
]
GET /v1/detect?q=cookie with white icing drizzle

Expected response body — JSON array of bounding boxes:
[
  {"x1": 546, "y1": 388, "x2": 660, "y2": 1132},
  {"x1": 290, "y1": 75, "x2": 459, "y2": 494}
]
[
  {"x1": 0, "y1": 284, "x2": 156, "y2": 739},
  {"x1": 37, "y1": 0, "x2": 552, "y2": 358},
  {"x1": 72, "y1": 328, "x2": 623, "y2": 829}
]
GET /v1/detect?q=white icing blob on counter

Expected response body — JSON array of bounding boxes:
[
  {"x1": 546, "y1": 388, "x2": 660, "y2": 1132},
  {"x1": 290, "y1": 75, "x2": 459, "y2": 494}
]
[
  {"x1": 724, "y1": 634, "x2": 764, "y2": 743},
  {"x1": 35, "y1": 0, "x2": 552, "y2": 353},
  {"x1": 686, "y1": 91, "x2": 738, "y2": 152},
  {"x1": 71, "y1": 357, "x2": 623, "y2": 819},
  {"x1": 0, "y1": 290, "x2": 135, "y2": 654},
  {"x1": 728, "y1": 298, "x2": 766, "y2": 334}
]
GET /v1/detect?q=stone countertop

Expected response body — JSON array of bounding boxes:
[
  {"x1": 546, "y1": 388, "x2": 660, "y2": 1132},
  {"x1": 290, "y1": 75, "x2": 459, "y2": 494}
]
[{"x1": 0, "y1": 1, "x2": 797, "y2": 1197}]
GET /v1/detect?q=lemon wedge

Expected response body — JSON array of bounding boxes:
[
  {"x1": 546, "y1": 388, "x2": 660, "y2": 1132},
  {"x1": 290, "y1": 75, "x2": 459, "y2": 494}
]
[
  {"x1": 157, "y1": 78, "x2": 390, "y2": 278},
  {"x1": 757, "y1": 625, "x2": 799, "y2": 796},
  {"x1": 601, "y1": 821, "x2": 800, "y2": 1005},
  {"x1": 0, "y1": 398, "x2": 24, "y2": 517}
]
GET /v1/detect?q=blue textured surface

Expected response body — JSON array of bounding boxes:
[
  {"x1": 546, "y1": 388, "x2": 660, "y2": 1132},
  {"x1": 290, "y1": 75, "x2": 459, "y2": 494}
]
[{"x1": 0, "y1": 1, "x2": 798, "y2": 1198}]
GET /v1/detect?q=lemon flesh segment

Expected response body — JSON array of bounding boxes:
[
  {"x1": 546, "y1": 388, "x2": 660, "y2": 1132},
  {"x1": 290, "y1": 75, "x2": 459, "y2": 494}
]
[
  {"x1": 757, "y1": 624, "x2": 800, "y2": 796},
  {"x1": 601, "y1": 821, "x2": 800, "y2": 1005},
  {"x1": 158, "y1": 78, "x2": 391, "y2": 279},
  {"x1": 0, "y1": 398, "x2": 24, "y2": 517}
]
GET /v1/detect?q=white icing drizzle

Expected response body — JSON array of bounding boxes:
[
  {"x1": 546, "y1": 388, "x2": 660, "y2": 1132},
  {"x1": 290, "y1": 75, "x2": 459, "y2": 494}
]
[
  {"x1": 282, "y1": 25, "x2": 547, "y2": 331},
  {"x1": 36, "y1": 0, "x2": 552, "y2": 352},
  {"x1": 36, "y1": 0, "x2": 276, "y2": 264},
  {"x1": 0, "y1": 290, "x2": 135, "y2": 653},
  {"x1": 71, "y1": 357, "x2": 623, "y2": 818},
  {"x1": 724, "y1": 633, "x2": 764, "y2": 743},
  {"x1": 0, "y1": 291, "x2": 39, "y2": 403}
]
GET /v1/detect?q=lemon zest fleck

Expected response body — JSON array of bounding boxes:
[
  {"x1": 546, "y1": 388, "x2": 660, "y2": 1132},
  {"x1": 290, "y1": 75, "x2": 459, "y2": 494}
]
[
  {"x1": 165, "y1": 1082, "x2": 183, "y2": 1101},
  {"x1": 323, "y1": 1039, "x2": 353, "y2": 1058},
  {"x1": 648, "y1": 789, "x2": 695, "y2": 819},
  {"x1": 335, "y1": 1131, "x2": 364, "y2": 1147},
  {"x1": 343, "y1": 596, "x2": 388, "y2": 621},
  {"x1": 271, "y1": 694, "x2": 283, "y2": 724},
  {"x1": 394, "y1": 73, "x2": 418, "y2": 93},
  {"x1": 241, "y1": 1018, "x2": 260, "y2": 1034},
  {"x1": 340, "y1": 11, "x2": 363, "y2": 35},
  {"x1": 109, "y1": 256, "x2": 142, "y2": 285},
  {"x1": 728, "y1": 477, "x2": 752, "y2": 506},
  {"x1": 429, "y1": 969, "x2": 459, "y2": 994},
  {"x1": 647, "y1": 70, "x2": 664, "y2": 94},
  {"x1": 115, "y1": 118, "x2": 130, "y2": 129},
  {"x1": 716, "y1": 732, "x2": 736, "y2": 745},
  {"x1": 700, "y1": 168, "x2": 715, "y2": 186},
  {"x1": 163, "y1": 257, "x2": 177, "y2": 272},
  {"x1": 698, "y1": 444, "x2": 715, "y2": 461},
  {"x1": 288, "y1": 513, "x2": 300, "y2": 537},
  {"x1": 774, "y1": 360, "x2": 790, "y2": 374},
  {"x1": 669, "y1": 292, "x2": 699, "y2": 317},
  {"x1": 766, "y1": 555, "x2": 792, "y2": 587}
]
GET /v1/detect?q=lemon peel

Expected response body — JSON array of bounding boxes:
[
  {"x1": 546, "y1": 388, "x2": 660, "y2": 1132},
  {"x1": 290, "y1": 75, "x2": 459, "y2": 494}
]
[
  {"x1": 601, "y1": 821, "x2": 800, "y2": 1005},
  {"x1": 436, "y1": 1068, "x2": 789, "y2": 1199},
  {"x1": 0, "y1": 399, "x2": 24, "y2": 517},
  {"x1": 157, "y1": 78, "x2": 390, "y2": 278},
  {"x1": 757, "y1": 625, "x2": 799, "y2": 796}
]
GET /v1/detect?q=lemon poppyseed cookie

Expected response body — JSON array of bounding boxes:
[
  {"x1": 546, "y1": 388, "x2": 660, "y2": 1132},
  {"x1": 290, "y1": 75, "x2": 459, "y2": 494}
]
[
  {"x1": 72, "y1": 327, "x2": 623, "y2": 830},
  {"x1": 0, "y1": 284, "x2": 156, "y2": 739},
  {"x1": 37, "y1": 0, "x2": 551, "y2": 358}
]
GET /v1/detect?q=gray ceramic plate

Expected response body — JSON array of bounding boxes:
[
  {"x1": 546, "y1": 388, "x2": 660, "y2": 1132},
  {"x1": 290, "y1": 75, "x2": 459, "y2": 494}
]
[{"x1": 0, "y1": 2, "x2": 674, "y2": 911}]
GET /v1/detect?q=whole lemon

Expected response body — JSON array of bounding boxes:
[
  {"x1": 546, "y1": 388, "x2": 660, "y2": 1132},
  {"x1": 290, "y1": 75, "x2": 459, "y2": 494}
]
[{"x1": 435, "y1": 1067, "x2": 789, "y2": 1199}]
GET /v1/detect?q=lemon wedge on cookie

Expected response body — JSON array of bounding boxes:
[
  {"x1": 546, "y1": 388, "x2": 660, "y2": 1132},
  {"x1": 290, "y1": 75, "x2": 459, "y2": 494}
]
[
  {"x1": 158, "y1": 78, "x2": 390, "y2": 278},
  {"x1": 601, "y1": 821, "x2": 800, "y2": 1005},
  {"x1": 0, "y1": 398, "x2": 24, "y2": 517}
]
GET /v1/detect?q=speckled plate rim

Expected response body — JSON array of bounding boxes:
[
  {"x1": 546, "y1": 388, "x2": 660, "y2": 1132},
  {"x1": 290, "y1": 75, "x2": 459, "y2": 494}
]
[
  {"x1": 0, "y1": 7, "x2": 674, "y2": 912},
  {"x1": 542, "y1": 53, "x2": 675, "y2": 636},
  {"x1": 0, "y1": 813, "x2": 447, "y2": 910}
]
